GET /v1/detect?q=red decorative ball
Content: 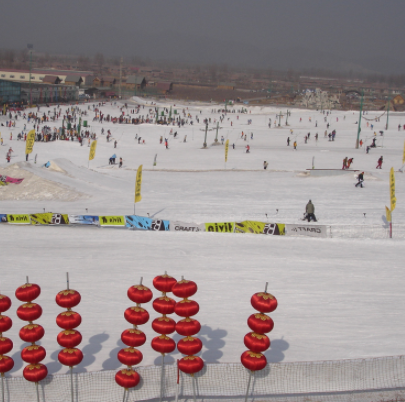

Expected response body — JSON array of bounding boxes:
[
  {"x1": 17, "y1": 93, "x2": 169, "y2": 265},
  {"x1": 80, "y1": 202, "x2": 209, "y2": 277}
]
[
  {"x1": 152, "y1": 316, "x2": 176, "y2": 335},
  {"x1": 58, "y1": 348, "x2": 83, "y2": 367},
  {"x1": 121, "y1": 329, "x2": 146, "y2": 347},
  {"x1": 115, "y1": 368, "x2": 140, "y2": 389},
  {"x1": 124, "y1": 307, "x2": 149, "y2": 326},
  {"x1": 127, "y1": 285, "x2": 153, "y2": 304},
  {"x1": 151, "y1": 335, "x2": 176, "y2": 355},
  {"x1": 0, "y1": 337, "x2": 13, "y2": 355},
  {"x1": 174, "y1": 299, "x2": 199, "y2": 317},
  {"x1": 251, "y1": 292, "x2": 277, "y2": 313},
  {"x1": 243, "y1": 332, "x2": 270, "y2": 353},
  {"x1": 152, "y1": 296, "x2": 176, "y2": 315},
  {"x1": 23, "y1": 363, "x2": 48, "y2": 382},
  {"x1": 0, "y1": 315, "x2": 12, "y2": 333},
  {"x1": 153, "y1": 275, "x2": 177, "y2": 293},
  {"x1": 176, "y1": 318, "x2": 201, "y2": 336},
  {"x1": 57, "y1": 330, "x2": 82, "y2": 348},
  {"x1": 117, "y1": 347, "x2": 143, "y2": 366},
  {"x1": 56, "y1": 290, "x2": 81, "y2": 309},
  {"x1": 0, "y1": 355, "x2": 14, "y2": 373},
  {"x1": 178, "y1": 356, "x2": 204, "y2": 374},
  {"x1": 247, "y1": 313, "x2": 274, "y2": 334},
  {"x1": 16, "y1": 303, "x2": 42, "y2": 322},
  {"x1": 21, "y1": 345, "x2": 46, "y2": 364},
  {"x1": 0, "y1": 294, "x2": 12, "y2": 313},
  {"x1": 241, "y1": 350, "x2": 267, "y2": 371},
  {"x1": 56, "y1": 311, "x2": 82, "y2": 329},
  {"x1": 19, "y1": 324, "x2": 45, "y2": 343},
  {"x1": 15, "y1": 283, "x2": 41, "y2": 303},
  {"x1": 177, "y1": 336, "x2": 203, "y2": 356},
  {"x1": 172, "y1": 280, "x2": 198, "y2": 298}
]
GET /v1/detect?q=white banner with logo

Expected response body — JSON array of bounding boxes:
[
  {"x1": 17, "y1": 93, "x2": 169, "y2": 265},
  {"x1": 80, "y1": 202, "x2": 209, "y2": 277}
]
[
  {"x1": 285, "y1": 224, "x2": 328, "y2": 238},
  {"x1": 170, "y1": 221, "x2": 205, "y2": 233}
]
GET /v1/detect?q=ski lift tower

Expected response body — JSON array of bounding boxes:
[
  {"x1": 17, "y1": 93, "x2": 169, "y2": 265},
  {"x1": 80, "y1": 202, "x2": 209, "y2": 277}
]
[
  {"x1": 285, "y1": 110, "x2": 291, "y2": 126},
  {"x1": 214, "y1": 122, "x2": 224, "y2": 143},
  {"x1": 276, "y1": 111, "x2": 284, "y2": 127}
]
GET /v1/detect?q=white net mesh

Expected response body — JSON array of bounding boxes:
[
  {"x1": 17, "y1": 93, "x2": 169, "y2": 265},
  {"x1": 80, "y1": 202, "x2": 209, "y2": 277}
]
[{"x1": 3, "y1": 355, "x2": 405, "y2": 402}]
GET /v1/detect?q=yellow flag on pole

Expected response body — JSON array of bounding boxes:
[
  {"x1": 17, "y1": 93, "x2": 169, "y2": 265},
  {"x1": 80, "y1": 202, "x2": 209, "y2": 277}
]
[
  {"x1": 135, "y1": 165, "x2": 143, "y2": 203},
  {"x1": 385, "y1": 206, "x2": 391, "y2": 222},
  {"x1": 390, "y1": 167, "x2": 396, "y2": 212},
  {"x1": 89, "y1": 140, "x2": 97, "y2": 160},
  {"x1": 225, "y1": 139, "x2": 229, "y2": 162},
  {"x1": 25, "y1": 130, "x2": 35, "y2": 155}
]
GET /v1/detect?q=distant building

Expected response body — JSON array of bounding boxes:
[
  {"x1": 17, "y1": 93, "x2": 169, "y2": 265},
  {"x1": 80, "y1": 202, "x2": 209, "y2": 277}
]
[
  {"x1": 156, "y1": 82, "x2": 173, "y2": 94},
  {"x1": 217, "y1": 82, "x2": 236, "y2": 90},
  {"x1": 125, "y1": 76, "x2": 146, "y2": 90},
  {"x1": 65, "y1": 75, "x2": 83, "y2": 87},
  {"x1": 42, "y1": 75, "x2": 62, "y2": 85}
]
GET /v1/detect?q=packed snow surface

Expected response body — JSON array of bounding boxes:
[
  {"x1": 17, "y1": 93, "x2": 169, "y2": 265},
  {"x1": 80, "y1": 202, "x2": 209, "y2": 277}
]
[{"x1": 1, "y1": 98, "x2": 405, "y2": 376}]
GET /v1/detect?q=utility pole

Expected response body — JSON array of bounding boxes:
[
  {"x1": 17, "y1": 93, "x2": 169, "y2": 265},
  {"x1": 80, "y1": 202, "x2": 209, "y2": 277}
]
[
  {"x1": 356, "y1": 89, "x2": 364, "y2": 149},
  {"x1": 386, "y1": 95, "x2": 390, "y2": 130},
  {"x1": 119, "y1": 57, "x2": 123, "y2": 99},
  {"x1": 285, "y1": 110, "x2": 291, "y2": 126},
  {"x1": 27, "y1": 44, "x2": 33, "y2": 105},
  {"x1": 203, "y1": 123, "x2": 208, "y2": 148}
]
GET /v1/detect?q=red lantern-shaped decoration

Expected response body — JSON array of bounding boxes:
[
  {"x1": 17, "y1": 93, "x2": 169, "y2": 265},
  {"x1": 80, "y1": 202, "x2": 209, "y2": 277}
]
[
  {"x1": 153, "y1": 274, "x2": 177, "y2": 293},
  {"x1": 115, "y1": 369, "x2": 140, "y2": 389},
  {"x1": 23, "y1": 364, "x2": 48, "y2": 382},
  {"x1": 152, "y1": 296, "x2": 176, "y2": 315},
  {"x1": 152, "y1": 316, "x2": 176, "y2": 335},
  {"x1": 57, "y1": 330, "x2": 82, "y2": 348},
  {"x1": 176, "y1": 318, "x2": 201, "y2": 336},
  {"x1": 117, "y1": 347, "x2": 143, "y2": 366},
  {"x1": 0, "y1": 355, "x2": 14, "y2": 374},
  {"x1": 56, "y1": 311, "x2": 82, "y2": 329},
  {"x1": 0, "y1": 337, "x2": 13, "y2": 355},
  {"x1": 127, "y1": 285, "x2": 153, "y2": 304},
  {"x1": 178, "y1": 356, "x2": 204, "y2": 374},
  {"x1": 16, "y1": 303, "x2": 43, "y2": 322},
  {"x1": 247, "y1": 313, "x2": 274, "y2": 334},
  {"x1": 251, "y1": 292, "x2": 277, "y2": 313},
  {"x1": 172, "y1": 279, "x2": 198, "y2": 299},
  {"x1": 21, "y1": 345, "x2": 47, "y2": 364},
  {"x1": 151, "y1": 335, "x2": 176, "y2": 354},
  {"x1": 19, "y1": 324, "x2": 45, "y2": 343},
  {"x1": 0, "y1": 315, "x2": 12, "y2": 333},
  {"x1": 58, "y1": 348, "x2": 83, "y2": 367},
  {"x1": 241, "y1": 351, "x2": 267, "y2": 371},
  {"x1": 243, "y1": 332, "x2": 270, "y2": 353},
  {"x1": 124, "y1": 306, "x2": 149, "y2": 326},
  {"x1": 174, "y1": 299, "x2": 199, "y2": 317},
  {"x1": 177, "y1": 337, "x2": 203, "y2": 356},
  {"x1": 55, "y1": 289, "x2": 81, "y2": 309},
  {"x1": 121, "y1": 329, "x2": 146, "y2": 347},
  {"x1": 15, "y1": 283, "x2": 41, "y2": 303},
  {"x1": 0, "y1": 294, "x2": 11, "y2": 313}
]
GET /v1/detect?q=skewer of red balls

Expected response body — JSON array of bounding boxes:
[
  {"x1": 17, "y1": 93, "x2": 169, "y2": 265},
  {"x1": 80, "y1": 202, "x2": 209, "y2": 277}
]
[
  {"x1": 0, "y1": 291, "x2": 14, "y2": 388},
  {"x1": 173, "y1": 278, "x2": 204, "y2": 376},
  {"x1": 115, "y1": 277, "x2": 152, "y2": 393},
  {"x1": 15, "y1": 278, "x2": 48, "y2": 385}
]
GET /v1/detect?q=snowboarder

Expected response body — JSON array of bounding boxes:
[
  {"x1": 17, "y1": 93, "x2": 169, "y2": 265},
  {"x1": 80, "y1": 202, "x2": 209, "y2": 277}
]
[
  {"x1": 305, "y1": 200, "x2": 317, "y2": 222},
  {"x1": 246, "y1": 145, "x2": 250, "y2": 153},
  {"x1": 355, "y1": 172, "x2": 364, "y2": 188},
  {"x1": 376, "y1": 156, "x2": 383, "y2": 169}
]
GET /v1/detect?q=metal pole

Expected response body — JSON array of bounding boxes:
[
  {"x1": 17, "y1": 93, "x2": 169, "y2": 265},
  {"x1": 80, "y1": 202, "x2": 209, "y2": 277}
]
[
  {"x1": 119, "y1": 57, "x2": 123, "y2": 100},
  {"x1": 70, "y1": 367, "x2": 74, "y2": 402},
  {"x1": 244, "y1": 371, "x2": 252, "y2": 402},
  {"x1": 2, "y1": 374, "x2": 4, "y2": 402},
  {"x1": 35, "y1": 382, "x2": 40, "y2": 402},
  {"x1": 203, "y1": 124, "x2": 208, "y2": 148},
  {"x1": 66, "y1": 272, "x2": 70, "y2": 290},
  {"x1": 356, "y1": 89, "x2": 364, "y2": 149},
  {"x1": 175, "y1": 359, "x2": 179, "y2": 402},
  {"x1": 122, "y1": 388, "x2": 126, "y2": 402},
  {"x1": 192, "y1": 376, "x2": 197, "y2": 402},
  {"x1": 386, "y1": 97, "x2": 390, "y2": 130},
  {"x1": 160, "y1": 354, "x2": 165, "y2": 402},
  {"x1": 215, "y1": 122, "x2": 219, "y2": 143}
]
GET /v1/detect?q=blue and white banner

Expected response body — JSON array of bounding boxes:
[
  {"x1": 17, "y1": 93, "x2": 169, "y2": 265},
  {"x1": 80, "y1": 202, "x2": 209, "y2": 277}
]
[
  {"x1": 125, "y1": 215, "x2": 169, "y2": 231},
  {"x1": 68, "y1": 215, "x2": 100, "y2": 226}
]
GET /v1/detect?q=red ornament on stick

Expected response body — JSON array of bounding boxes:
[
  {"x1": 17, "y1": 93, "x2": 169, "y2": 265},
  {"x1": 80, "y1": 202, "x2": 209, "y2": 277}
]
[
  {"x1": 121, "y1": 328, "x2": 146, "y2": 347},
  {"x1": 56, "y1": 289, "x2": 81, "y2": 309},
  {"x1": 153, "y1": 274, "x2": 177, "y2": 293},
  {"x1": 247, "y1": 313, "x2": 274, "y2": 334},
  {"x1": 115, "y1": 369, "x2": 140, "y2": 389},
  {"x1": 0, "y1": 294, "x2": 11, "y2": 313},
  {"x1": 23, "y1": 364, "x2": 48, "y2": 383},
  {"x1": 21, "y1": 345, "x2": 47, "y2": 364},
  {"x1": 15, "y1": 283, "x2": 41, "y2": 303},
  {"x1": 56, "y1": 311, "x2": 82, "y2": 329},
  {"x1": 58, "y1": 348, "x2": 83, "y2": 367},
  {"x1": 127, "y1": 285, "x2": 153, "y2": 304},
  {"x1": 0, "y1": 355, "x2": 14, "y2": 374},
  {"x1": 151, "y1": 335, "x2": 176, "y2": 355},
  {"x1": 172, "y1": 279, "x2": 198, "y2": 299},
  {"x1": 0, "y1": 315, "x2": 12, "y2": 333},
  {"x1": 0, "y1": 290, "x2": 13, "y2": 380},
  {"x1": 19, "y1": 324, "x2": 44, "y2": 343},
  {"x1": 0, "y1": 337, "x2": 13, "y2": 355},
  {"x1": 16, "y1": 303, "x2": 43, "y2": 322}
]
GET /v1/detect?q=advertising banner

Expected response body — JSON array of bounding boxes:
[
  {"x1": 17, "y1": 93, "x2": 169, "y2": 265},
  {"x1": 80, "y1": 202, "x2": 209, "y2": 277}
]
[
  {"x1": 235, "y1": 221, "x2": 285, "y2": 235},
  {"x1": 99, "y1": 216, "x2": 126, "y2": 227},
  {"x1": 285, "y1": 224, "x2": 328, "y2": 238},
  {"x1": 205, "y1": 222, "x2": 235, "y2": 233},
  {"x1": 0, "y1": 214, "x2": 7, "y2": 223},
  {"x1": 390, "y1": 167, "x2": 396, "y2": 212},
  {"x1": 68, "y1": 215, "x2": 100, "y2": 226},
  {"x1": 125, "y1": 215, "x2": 169, "y2": 231},
  {"x1": 89, "y1": 140, "x2": 97, "y2": 160},
  {"x1": 170, "y1": 221, "x2": 205, "y2": 232},
  {"x1": 25, "y1": 130, "x2": 35, "y2": 154},
  {"x1": 135, "y1": 165, "x2": 143, "y2": 203},
  {"x1": 225, "y1": 139, "x2": 229, "y2": 162},
  {"x1": 30, "y1": 213, "x2": 69, "y2": 225}
]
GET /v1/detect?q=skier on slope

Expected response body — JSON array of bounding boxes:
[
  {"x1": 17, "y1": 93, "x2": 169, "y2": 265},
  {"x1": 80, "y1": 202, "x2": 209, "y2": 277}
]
[
  {"x1": 305, "y1": 200, "x2": 317, "y2": 222},
  {"x1": 355, "y1": 172, "x2": 364, "y2": 188},
  {"x1": 376, "y1": 156, "x2": 383, "y2": 169}
]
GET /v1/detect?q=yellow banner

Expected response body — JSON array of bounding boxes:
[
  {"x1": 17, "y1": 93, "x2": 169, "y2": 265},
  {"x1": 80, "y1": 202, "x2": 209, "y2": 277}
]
[
  {"x1": 30, "y1": 213, "x2": 69, "y2": 225},
  {"x1": 99, "y1": 216, "x2": 125, "y2": 226},
  {"x1": 89, "y1": 140, "x2": 97, "y2": 160},
  {"x1": 386, "y1": 206, "x2": 391, "y2": 222},
  {"x1": 135, "y1": 165, "x2": 143, "y2": 203},
  {"x1": 235, "y1": 221, "x2": 285, "y2": 235},
  {"x1": 205, "y1": 222, "x2": 235, "y2": 233},
  {"x1": 7, "y1": 214, "x2": 31, "y2": 224},
  {"x1": 390, "y1": 167, "x2": 396, "y2": 212},
  {"x1": 225, "y1": 139, "x2": 229, "y2": 162},
  {"x1": 403, "y1": 140, "x2": 405, "y2": 164},
  {"x1": 25, "y1": 130, "x2": 35, "y2": 154}
]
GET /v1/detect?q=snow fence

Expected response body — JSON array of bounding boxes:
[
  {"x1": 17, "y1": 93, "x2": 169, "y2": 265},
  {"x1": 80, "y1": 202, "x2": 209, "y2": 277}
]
[{"x1": 3, "y1": 356, "x2": 405, "y2": 402}]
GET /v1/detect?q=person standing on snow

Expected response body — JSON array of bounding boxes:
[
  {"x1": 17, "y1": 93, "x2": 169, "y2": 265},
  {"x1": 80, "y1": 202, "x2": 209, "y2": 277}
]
[
  {"x1": 287, "y1": 137, "x2": 290, "y2": 146},
  {"x1": 263, "y1": 161, "x2": 268, "y2": 170},
  {"x1": 293, "y1": 141, "x2": 297, "y2": 150},
  {"x1": 355, "y1": 172, "x2": 364, "y2": 188},
  {"x1": 342, "y1": 157, "x2": 348, "y2": 170},
  {"x1": 305, "y1": 200, "x2": 317, "y2": 222},
  {"x1": 119, "y1": 157, "x2": 123, "y2": 168},
  {"x1": 376, "y1": 156, "x2": 383, "y2": 169}
]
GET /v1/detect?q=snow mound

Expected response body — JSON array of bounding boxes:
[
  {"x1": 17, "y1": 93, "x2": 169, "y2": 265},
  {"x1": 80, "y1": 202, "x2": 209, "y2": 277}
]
[
  {"x1": 0, "y1": 164, "x2": 87, "y2": 201},
  {"x1": 46, "y1": 160, "x2": 67, "y2": 174}
]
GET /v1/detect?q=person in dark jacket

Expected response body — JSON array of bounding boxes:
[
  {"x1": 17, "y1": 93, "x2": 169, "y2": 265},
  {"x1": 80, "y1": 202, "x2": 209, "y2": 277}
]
[
  {"x1": 305, "y1": 200, "x2": 317, "y2": 222},
  {"x1": 355, "y1": 172, "x2": 364, "y2": 187}
]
